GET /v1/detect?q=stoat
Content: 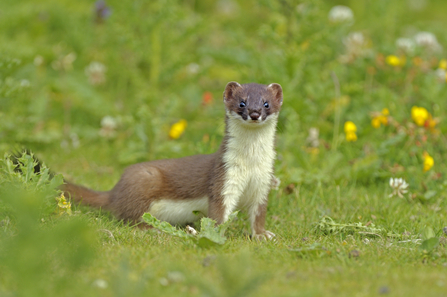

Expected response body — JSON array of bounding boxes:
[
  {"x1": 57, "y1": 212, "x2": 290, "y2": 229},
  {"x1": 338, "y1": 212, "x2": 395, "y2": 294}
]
[{"x1": 62, "y1": 82, "x2": 283, "y2": 239}]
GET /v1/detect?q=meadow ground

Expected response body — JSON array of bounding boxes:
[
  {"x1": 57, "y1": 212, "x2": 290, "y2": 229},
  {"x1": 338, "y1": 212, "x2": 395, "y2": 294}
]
[{"x1": 1, "y1": 0, "x2": 447, "y2": 296}]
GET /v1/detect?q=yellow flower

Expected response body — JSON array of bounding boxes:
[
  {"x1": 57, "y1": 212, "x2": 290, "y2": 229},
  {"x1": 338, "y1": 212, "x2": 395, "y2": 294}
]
[
  {"x1": 169, "y1": 119, "x2": 187, "y2": 139},
  {"x1": 56, "y1": 193, "x2": 72, "y2": 215},
  {"x1": 371, "y1": 117, "x2": 381, "y2": 129},
  {"x1": 344, "y1": 121, "x2": 357, "y2": 133},
  {"x1": 439, "y1": 59, "x2": 447, "y2": 70},
  {"x1": 411, "y1": 106, "x2": 429, "y2": 126},
  {"x1": 345, "y1": 132, "x2": 357, "y2": 142},
  {"x1": 344, "y1": 121, "x2": 357, "y2": 142},
  {"x1": 386, "y1": 55, "x2": 405, "y2": 67},
  {"x1": 426, "y1": 116, "x2": 437, "y2": 129},
  {"x1": 371, "y1": 108, "x2": 389, "y2": 128},
  {"x1": 423, "y1": 152, "x2": 434, "y2": 172}
]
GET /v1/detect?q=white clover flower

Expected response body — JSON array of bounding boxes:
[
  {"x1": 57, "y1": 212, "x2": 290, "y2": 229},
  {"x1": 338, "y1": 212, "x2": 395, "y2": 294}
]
[
  {"x1": 343, "y1": 32, "x2": 366, "y2": 54},
  {"x1": 414, "y1": 32, "x2": 442, "y2": 52},
  {"x1": 99, "y1": 116, "x2": 118, "y2": 138},
  {"x1": 101, "y1": 116, "x2": 117, "y2": 129},
  {"x1": 328, "y1": 5, "x2": 354, "y2": 23},
  {"x1": 396, "y1": 37, "x2": 415, "y2": 54},
  {"x1": 345, "y1": 32, "x2": 365, "y2": 46},
  {"x1": 186, "y1": 63, "x2": 199, "y2": 74},
  {"x1": 85, "y1": 61, "x2": 106, "y2": 85},
  {"x1": 340, "y1": 32, "x2": 371, "y2": 62},
  {"x1": 389, "y1": 178, "x2": 409, "y2": 198},
  {"x1": 306, "y1": 127, "x2": 319, "y2": 148}
]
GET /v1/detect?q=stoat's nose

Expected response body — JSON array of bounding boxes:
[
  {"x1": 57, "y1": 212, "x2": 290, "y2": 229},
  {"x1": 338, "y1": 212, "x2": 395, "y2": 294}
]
[{"x1": 249, "y1": 111, "x2": 260, "y2": 121}]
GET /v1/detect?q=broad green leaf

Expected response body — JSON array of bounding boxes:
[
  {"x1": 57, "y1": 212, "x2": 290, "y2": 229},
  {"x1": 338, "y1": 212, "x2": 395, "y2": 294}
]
[
  {"x1": 198, "y1": 217, "x2": 226, "y2": 247},
  {"x1": 141, "y1": 213, "x2": 193, "y2": 239},
  {"x1": 49, "y1": 174, "x2": 64, "y2": 190},
  {"x1": 423, "y1": 191, "x2": 437, "y2": 200},
  {"x1": 421, "y1": 227, "x2": 436, "y2": 240},
  {"x1": 141, "y1": 211, "x2": 238, "y2": 247},
  {"x1": 419, "y1": 237, "x2": 439, "y2": 253}
]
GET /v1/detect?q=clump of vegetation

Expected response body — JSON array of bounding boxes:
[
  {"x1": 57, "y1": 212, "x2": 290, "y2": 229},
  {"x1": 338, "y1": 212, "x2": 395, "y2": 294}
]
[{"x1": 142, "y1": 212, "x2": 238, "y2": 247}]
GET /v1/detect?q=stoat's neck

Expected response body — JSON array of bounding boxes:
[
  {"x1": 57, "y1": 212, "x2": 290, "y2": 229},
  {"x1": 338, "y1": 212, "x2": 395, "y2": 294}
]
[{"x1": 221, "y1": 112, "x2": 278, "y2": 166}]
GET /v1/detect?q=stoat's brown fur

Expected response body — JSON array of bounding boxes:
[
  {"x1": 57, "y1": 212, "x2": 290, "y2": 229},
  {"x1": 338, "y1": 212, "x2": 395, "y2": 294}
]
[{"x1": 62, "y1": 82, "x2": 283, "y2": 239}]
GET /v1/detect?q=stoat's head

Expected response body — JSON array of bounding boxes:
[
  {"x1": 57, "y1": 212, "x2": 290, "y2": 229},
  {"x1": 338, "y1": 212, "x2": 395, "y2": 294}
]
[{"x1": 223, "y1": 82, "x2": 283, "y2": 126}]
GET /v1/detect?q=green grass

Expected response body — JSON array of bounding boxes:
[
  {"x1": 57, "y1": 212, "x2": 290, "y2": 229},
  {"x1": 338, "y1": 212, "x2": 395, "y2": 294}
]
[{"x1": 1, "y1": 0, "x2": 447, "y2": 296}]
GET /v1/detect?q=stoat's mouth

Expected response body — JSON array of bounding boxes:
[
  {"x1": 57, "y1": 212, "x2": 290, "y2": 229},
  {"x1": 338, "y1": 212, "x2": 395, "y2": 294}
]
[{"x1": 227, "y1": 110, "x2": 275, "y2": 128}]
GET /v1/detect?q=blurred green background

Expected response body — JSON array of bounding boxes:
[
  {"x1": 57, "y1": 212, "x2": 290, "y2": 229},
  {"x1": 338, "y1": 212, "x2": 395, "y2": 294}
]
[{"x1": 1, "y1": 0, "x2": 447, "y2": 296}]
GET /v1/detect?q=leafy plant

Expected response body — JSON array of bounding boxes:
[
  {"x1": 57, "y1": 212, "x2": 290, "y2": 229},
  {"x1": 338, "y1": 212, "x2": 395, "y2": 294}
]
[
  {"x1": 142, "y1": 211, "x2": 238, "y2": 247},
  {"x1": 419, "y1": 227, "x2": 440, "y2": 254},
  {"x1": 315, "y1": 216, "x2": 404, "y2": 239}
]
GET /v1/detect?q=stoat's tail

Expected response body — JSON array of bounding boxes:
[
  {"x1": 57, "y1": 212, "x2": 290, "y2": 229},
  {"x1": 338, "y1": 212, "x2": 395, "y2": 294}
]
[{"x1": 61, "y1": 182, "x2": 110, "y2": 208}]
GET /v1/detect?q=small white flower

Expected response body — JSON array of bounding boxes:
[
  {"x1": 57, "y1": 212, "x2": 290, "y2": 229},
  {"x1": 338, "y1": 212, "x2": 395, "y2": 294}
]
[
  {"x1": 343, "y1": 32, "x2": 366, "y2": 54},
  {"x1": 34, "y1": 55, "x2": 44, "y2": 66},
  {"x1": 345, "y1": 32, "x2": 365, "y2": 47},
  {"x1": 92, "y1": 279, "x2": 108, "y2": 289},
  {"x1": 186, "y1": 63, "x2": 199, "y2": 74},
  {"x1": 101, "y1": 116, "x2": 117, "y2": 129},
  {"x1": 306, "y1": 127, "x2": 319, "y2": 148},
  {"x1": 99, "y1": 116, "x2": 118, "y2": 138},
  {"x1": 414, "y1": 32, "x2": 442, "y2": 52},
  {"x1": 396, "y1": 37, "x2": 415, "y2": 54},
  {"x1": 85, "y1": 61, "x2": 107, "y2": 85},
  {"x1": 328, "y1": 5, "x2": 354, "y2": 23},
  {"x1": 340, "y1": 32, "x2": 370, "y2": 62},
  {"x1": 389, "y1": 178, "x2": 409, "y2": 198}
]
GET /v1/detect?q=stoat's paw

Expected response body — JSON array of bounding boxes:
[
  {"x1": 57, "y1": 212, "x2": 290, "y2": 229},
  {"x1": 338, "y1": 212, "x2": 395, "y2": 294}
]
[
  {"x1": 185, "y1": 225, "x2": 198, "y2": 236},
  {"x1": 253, "y1": 230, "x2": 276, "y2": 241}
]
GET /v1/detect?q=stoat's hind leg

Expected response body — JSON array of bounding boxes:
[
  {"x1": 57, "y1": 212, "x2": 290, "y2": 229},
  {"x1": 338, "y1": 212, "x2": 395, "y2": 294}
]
[{"x1": 109, "y1": 165, "x2": 164, "y2": 223}]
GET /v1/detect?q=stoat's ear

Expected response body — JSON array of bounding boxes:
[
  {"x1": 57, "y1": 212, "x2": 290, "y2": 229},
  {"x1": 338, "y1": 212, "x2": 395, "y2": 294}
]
[
  {"x1": 268, "y1": 83, "x2": 283, "y2": 106},
  {"x1": 223, "y1": 81, "x2": 242, "y2": 102}
]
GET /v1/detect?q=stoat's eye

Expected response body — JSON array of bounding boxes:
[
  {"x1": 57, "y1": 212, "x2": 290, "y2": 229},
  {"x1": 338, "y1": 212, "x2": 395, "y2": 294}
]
[
  {"x1": 264, "y1": 102, "x2": 269, "y2": 108},
  {"x1": 239, "y1": 101, "x2": 246, "y2": 108}
]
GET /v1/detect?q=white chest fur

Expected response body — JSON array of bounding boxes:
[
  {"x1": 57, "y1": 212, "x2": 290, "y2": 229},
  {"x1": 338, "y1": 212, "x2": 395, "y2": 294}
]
[{"x1": 221, "y1": 112, "x2": 278, "y2": 220}]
